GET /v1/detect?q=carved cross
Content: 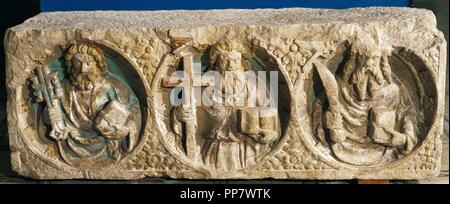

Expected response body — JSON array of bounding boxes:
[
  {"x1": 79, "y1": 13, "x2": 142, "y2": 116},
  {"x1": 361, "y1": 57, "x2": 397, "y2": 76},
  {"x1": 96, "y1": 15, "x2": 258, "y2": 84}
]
[{"x1": 162, "y1": 50, "x2": 214, "y2": 162}]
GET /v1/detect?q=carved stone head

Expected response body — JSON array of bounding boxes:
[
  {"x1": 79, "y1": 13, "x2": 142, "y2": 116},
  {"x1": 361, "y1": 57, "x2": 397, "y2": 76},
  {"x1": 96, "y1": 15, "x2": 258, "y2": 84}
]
[
  {"x1": 65, "y1": 43, "x2": 107, "y2": 90},
  {"x1": 209, "y1": 41, "x2": 251, "y2": 74},
  {"x1": 345, "y1": 38, "x2": 394, "y2": 101},
  {"x1": 215, "y1": 51, "x2": 243, "y2": 73}
]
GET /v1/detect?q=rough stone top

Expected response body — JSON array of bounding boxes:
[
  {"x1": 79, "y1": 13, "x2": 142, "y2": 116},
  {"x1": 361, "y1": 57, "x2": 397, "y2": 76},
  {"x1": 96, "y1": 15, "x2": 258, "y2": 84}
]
[{"x1": 11, "y1": 7, "x2": 436, "y2": 31}]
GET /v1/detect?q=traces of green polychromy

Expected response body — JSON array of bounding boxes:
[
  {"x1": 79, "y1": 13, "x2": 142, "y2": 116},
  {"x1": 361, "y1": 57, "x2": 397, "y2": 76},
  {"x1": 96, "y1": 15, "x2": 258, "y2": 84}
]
[
  {"x1": 48, "y1": 53, "x2": 133, "y2": 90},
  {"x1": 46, "y1": 53, "x2": 139, "y2": 110},
  {"x1": 249, "y1": 56, "x2": 266, "y2": 72}
]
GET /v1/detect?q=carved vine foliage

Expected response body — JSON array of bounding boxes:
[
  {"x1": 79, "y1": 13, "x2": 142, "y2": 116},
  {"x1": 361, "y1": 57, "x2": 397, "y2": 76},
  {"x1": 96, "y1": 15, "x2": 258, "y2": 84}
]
[
  {"x1": 112, "y1": 34, "x2": 171, "y2": 83},
  {"x1": 252, "y1": 37, "x2": 335, "y2": 86},
  {"x1": 24, "y1": 29, "x2": 440, "y2": 175}
]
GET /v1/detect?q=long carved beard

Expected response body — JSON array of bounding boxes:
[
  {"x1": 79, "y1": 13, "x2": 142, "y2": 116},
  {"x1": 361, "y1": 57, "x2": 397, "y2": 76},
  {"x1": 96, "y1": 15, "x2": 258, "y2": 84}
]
[
  {"x1": 352, "y1": 66, "x2": 385, "y2": 101},
  {"x1": 71, "y1": 72, "x2": 101, "y2": 91}
]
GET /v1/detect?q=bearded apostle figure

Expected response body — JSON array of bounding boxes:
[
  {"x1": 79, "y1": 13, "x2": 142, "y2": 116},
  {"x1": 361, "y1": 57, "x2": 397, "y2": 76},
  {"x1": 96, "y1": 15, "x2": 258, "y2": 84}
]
[
  {"x1": 35, "y1": 43, "x2": 141, "y2": 166},
  {"x1": 312, "y1": 36, "x2": 417, "y2": 166}
]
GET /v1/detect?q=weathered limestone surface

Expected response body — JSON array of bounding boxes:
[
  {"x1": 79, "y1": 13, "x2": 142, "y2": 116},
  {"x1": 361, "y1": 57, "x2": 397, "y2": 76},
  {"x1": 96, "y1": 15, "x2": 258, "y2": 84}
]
[{"x1": 3, "y1": 8, "x2": 447, "y2": 180}]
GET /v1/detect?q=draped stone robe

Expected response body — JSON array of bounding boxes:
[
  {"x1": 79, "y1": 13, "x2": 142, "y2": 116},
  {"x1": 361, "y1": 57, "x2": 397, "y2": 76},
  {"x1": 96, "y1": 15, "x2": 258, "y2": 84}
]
[
  {"x1": 313, "y1": 74, "x2": 417, "y2": 166},
  {"x1": 38, "y1": 73, "x2": 141, "y2": 166},
  {"x1": 201, "y1": 73, "x2": 280, "y2": 170}
]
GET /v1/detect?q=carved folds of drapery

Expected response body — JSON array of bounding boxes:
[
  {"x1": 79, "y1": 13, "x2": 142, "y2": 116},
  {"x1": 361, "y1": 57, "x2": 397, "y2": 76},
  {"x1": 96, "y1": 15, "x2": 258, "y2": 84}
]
[{"x1": 4, "y1": 8, "x2": 446, "y2": 179}]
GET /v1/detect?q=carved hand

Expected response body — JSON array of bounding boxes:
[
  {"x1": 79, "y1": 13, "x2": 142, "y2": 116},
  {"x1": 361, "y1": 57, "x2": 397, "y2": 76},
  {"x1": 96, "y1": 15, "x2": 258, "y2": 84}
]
[
  {"x1": 45, "y1": 107, "x2": 68, "y2": 141},
  {"x1": 247, "y1": 129, "x2": 278, "y2": 144},
  {"x1": 258, "y1": 129, "x2": 279, "y2": 144},
  {"x1": 46, "y1": 106, "x2": 63, "y2": 125},
  {"x1": 96, "y1": 119, "x2": 130, "y2": 140},
  {"x1": 377, "y1": 127, "x2": 407, "y2": 147},
  {"x1": 324, "y1": 111, "x2": 346, "y2": 143}
]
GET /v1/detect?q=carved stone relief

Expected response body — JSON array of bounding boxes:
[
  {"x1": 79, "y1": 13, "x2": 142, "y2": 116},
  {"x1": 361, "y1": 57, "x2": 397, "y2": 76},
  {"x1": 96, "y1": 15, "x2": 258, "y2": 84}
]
[
  {"x1": 309, "y1": 36, "x2": 430, "y2": 166},
  {"x1": 4, "y1": 8, "x2": 446, "y2": 179},
  {"x1": 151, "y1": 40, "x2": 287, "y2": 173},
  {"x1": 29, "y1": 43, "x2": 144, "y2": 168}
]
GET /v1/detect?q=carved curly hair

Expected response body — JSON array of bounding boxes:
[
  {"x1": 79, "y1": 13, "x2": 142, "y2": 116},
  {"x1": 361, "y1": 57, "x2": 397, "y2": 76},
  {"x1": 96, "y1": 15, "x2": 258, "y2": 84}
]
[
  {"x1": 209, "y1": 41, "x2": 252, "y2": 71},
  {"x1": 341, "y1": 38, "x2": 393, "y2": 86},
  {"x1": 65, "y1": 43, "x2": 107, "y2": 74}
]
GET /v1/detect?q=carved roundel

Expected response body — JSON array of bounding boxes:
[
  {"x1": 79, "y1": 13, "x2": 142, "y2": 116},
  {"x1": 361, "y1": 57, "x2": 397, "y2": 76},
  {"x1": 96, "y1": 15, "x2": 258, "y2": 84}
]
[
  {"x1": 304, "y1": 42, "x2": 438, "y2": 168},
  {"x1": 150, "y1": 41, "x2": 292, "y2": 172},
  {"x1": 22, "y1": 41, "x2": 150, "y2": 169}
]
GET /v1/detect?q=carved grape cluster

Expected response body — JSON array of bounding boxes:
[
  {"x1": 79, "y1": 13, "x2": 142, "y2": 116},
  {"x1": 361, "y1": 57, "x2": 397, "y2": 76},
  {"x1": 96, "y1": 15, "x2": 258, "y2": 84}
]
[
  {"x1": 115, "y1": 37, "x2": 169, "y2": 82},
  {"x1": 129, "y1": 39, "x2": 160, "y2": 74},
  {"x1": 422, "y1": 46, "x2": 440, "y2": 74},
  {"x1": 259, "y1": 38, "x2": 334, "y2": 85},
  {"x1": 126, "y1": 133, "x2": 187, "y2": 171},
  {"x1": 259, "y1": 134, "x2": 330, "y2": 171},
  {"x1": 415, "y1": 136, "x2": 439, "y2": 171},
  {"x1": 265, "y1": 39, "x2": 313, "y2": 84}
]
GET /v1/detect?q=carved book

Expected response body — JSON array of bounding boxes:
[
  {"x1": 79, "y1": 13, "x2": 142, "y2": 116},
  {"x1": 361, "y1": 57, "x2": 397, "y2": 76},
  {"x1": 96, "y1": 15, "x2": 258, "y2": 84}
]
[{"x1": 3, "y1": 8, "x2": 446, "y2": 179}]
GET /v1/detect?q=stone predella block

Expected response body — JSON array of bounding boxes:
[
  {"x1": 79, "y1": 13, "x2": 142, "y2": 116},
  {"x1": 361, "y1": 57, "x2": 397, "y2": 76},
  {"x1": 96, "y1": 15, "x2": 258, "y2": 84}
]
[{"x1": 3, "y1": 7, "x2": 447, "y2": 180}]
